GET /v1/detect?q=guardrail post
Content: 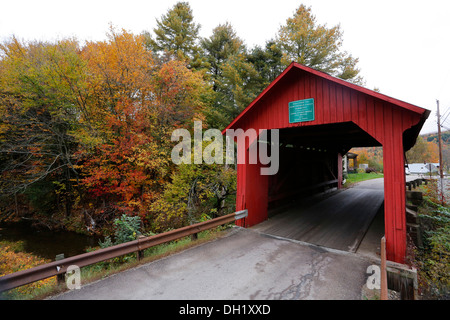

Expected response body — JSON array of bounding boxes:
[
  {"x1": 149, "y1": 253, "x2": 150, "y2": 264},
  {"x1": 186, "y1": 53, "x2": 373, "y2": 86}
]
[
  {"x1": 55, "y1": 253, "x2": 65, "y2": 286},
  {"x1": 136, "y1": 250, "x2": 144, "y2": 261},
  {"x1": 137, "y1": 236, "x2": 145, "y2": 261}
]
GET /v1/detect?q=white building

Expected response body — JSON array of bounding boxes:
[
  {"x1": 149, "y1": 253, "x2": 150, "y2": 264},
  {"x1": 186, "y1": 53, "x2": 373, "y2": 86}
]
[{"x1": 406, "y1": 163, "x2": 439, "y2": 175}]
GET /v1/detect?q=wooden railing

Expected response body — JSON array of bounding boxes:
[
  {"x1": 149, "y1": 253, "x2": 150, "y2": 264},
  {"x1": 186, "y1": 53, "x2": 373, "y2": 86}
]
[
  {"x1": 405, "y1": 178, "x2": 428, "y2": 191},
  {"x1": 0, "y1": 210, "x2": 248, "y2": 293}
]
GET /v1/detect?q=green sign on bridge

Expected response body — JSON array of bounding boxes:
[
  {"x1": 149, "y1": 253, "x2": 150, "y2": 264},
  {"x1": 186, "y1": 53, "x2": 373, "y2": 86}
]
[{"x1": 289, "y1": 98, "x2": 315, "y2": 123}]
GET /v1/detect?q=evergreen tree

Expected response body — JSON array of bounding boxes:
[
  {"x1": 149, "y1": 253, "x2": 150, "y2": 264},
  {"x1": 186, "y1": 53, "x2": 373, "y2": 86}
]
[
  {"x1": 201, "y1": 22, "x2": 244, "y2": 91},
  {"x1": 277, "y1": 4, "x2": 364, "y2": 85},
  {"x1": 145, "y1": 1, "x2": 205, "y2": 69},
  {"x1": 201, "y1": 23, "x2": 259, "y2": 129},
  {"x1": 247, "y1": 39, "x2": 284, "y2": 87}
]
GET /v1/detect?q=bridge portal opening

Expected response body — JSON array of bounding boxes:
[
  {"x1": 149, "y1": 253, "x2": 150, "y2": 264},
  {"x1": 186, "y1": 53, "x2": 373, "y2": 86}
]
[{"x1": 251, "y1": 122, "x2": 385, "y2": 255}]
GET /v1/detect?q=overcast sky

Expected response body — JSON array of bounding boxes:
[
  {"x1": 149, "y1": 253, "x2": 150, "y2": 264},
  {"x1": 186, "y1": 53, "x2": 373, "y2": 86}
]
[{"x1": 1, "y1": 0, "x2": 449, "y2": 135}]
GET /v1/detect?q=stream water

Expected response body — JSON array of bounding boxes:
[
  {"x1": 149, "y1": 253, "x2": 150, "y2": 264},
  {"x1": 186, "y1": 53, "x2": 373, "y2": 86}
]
[{"x1": 0, "y1": 222, "x2": 100, "y2": 260}]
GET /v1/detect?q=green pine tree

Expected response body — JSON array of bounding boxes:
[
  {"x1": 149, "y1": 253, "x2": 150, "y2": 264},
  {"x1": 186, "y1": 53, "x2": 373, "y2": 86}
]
[
  {"x1": 247, "y1": 39, "x2": 284, "y2": 87},
  {"x1": 201, "y1": 23, "x2": 260, "y2": 129},
  {"x1": 144, "y1": 1, "x2": 206, "y2": 69}
]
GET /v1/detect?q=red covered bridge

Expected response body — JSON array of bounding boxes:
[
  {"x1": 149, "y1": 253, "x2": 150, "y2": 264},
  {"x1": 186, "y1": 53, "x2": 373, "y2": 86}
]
[{"x1": 223, "y1": 62, "x2": 430, "y2": 263}]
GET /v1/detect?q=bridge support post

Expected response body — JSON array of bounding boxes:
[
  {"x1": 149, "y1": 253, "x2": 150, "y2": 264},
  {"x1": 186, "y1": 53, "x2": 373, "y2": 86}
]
[{"x1": 383, "y1": 131, "x2": 407, "y2": 263}]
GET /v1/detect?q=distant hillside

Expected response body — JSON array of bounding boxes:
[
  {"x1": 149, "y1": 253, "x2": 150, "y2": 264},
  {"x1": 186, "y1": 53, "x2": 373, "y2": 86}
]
[
  {"x1": 350, "y1": 130, "x2": 450, "y2": 171},
  {"x1": 422, "y1": 131, "x2": 450, "y2": 145},
  {"x1": 421, "y1": 131, "x2": 450, "y2": 170}
]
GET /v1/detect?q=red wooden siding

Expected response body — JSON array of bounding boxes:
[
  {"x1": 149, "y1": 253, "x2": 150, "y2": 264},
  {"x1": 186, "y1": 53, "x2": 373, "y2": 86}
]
[{"x1": 225, "y1": 62, "x2": 430, "y2": 263}]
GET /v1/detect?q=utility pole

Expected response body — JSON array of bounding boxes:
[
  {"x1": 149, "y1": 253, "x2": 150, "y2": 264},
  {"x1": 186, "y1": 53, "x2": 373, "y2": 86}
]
[{"x1": 437, "y1": 100, "x2": 445, "y2": 204}]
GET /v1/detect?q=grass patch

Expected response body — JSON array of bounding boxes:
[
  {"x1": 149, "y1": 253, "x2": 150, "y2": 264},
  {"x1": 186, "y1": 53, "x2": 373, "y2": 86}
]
[{"x1": 344, "y1": 172, "x2": 384, "y2": 187}]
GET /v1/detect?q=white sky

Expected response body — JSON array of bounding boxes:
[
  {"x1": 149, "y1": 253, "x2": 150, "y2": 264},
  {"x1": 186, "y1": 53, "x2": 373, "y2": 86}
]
[{"x1": 1, "y1": 0, "x2": 450, "y2": 134}]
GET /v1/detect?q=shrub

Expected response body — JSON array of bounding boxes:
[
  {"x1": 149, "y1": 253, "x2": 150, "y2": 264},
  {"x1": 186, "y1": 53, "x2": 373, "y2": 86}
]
[
  {"x1": 365, "y1": 167, "x2": 377, "y2": 173},
  {"x1": 415, "y1": 182, "x2": 450, "y2": 299},
  {"x1": 99, "y1": 214, "x2": 142, "y2": 248}
]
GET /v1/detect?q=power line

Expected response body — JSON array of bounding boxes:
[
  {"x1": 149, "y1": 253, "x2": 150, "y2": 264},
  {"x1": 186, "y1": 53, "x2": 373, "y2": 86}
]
[
  {"x1": 437, "y1": 99, "x2": 445, "y2": 204},
  {"x1": 441, "y1": 107, "x2": 450, "y2": 123},
  {"x1": 441, "y1": 106, "x2": 450, "y2": 124}
]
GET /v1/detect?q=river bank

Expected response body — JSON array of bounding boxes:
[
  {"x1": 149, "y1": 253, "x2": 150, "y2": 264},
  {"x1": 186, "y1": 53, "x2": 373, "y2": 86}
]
[{"x1": 0, "y1": 221, "x2": 99, "y2": 260}]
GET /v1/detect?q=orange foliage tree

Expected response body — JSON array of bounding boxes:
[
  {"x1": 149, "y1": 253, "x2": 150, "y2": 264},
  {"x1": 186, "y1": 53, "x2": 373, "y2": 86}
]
[{"x1": 76, "y1": 27, "x2": 213, "y2": 231}]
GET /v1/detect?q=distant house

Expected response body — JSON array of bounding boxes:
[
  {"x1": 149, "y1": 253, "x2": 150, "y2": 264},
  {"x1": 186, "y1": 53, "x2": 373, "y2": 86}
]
[
  {"x1": 343, "y1": 152, "x2": 358, "y2": 173},
  {"x1": 406, "y1": 163, "x2": 439, "y2": 174}
]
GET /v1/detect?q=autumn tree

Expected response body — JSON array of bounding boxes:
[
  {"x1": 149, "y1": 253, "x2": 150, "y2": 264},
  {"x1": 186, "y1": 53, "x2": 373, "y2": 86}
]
[
  {"x1": 152, "y1": 59, "x2": 212, "y2": 127},
  {"x1": 426, "y1": 141, "x2": 439, "y2": 163},
  {"x1": 78, "y1": 29, "x2": 213, "y2": 229},
  {"x1": 80, "y1": 27, "x2": 155, "y2": 138},
  {"x1": 276, "y1": 4, "x2": 363, "y2": 84},
  {"x1": 77, "y1": 28, "x2": 164, "y2": 228},
  {"x1": 149, "y1": 141, "x2": 236, "y2": 232},
  {"x1": 0, "y1": 38, "x2": 88, "y2": 219},
  {"x1": 406, "y1": 136, "x2": 439, "y2": 164},
  {"x1": 80, "y1": 100, "x2": 172, "y2": 227}
]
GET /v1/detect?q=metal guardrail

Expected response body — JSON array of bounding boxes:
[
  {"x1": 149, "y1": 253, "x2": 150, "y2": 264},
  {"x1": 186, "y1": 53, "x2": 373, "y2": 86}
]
[{"x1": 0, "y1": 210, "x2": 248, "y2": 293}]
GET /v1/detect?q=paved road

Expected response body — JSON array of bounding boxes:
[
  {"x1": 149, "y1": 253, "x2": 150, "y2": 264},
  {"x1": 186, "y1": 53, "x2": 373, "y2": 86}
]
[
  {"x1": 51, "y1": 227, "x2": 373, "y2": 300},
  {"x1": 51, "y1": 179, "x2": 391, "y2": 300}
]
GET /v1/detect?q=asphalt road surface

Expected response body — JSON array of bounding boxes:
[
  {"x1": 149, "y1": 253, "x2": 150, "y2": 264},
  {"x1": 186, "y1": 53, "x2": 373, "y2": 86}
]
[
  {"x1": 51, "y1": 179, "x2": 392, "y2": 300},
  {"x1": 51, "y1": 227, "x2": 374, "y2": 300}
]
